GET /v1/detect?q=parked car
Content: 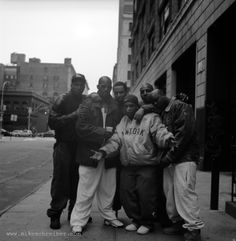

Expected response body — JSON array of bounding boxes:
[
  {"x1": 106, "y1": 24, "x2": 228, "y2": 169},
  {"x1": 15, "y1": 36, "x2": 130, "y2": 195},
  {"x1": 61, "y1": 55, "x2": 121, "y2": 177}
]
[
  {"x1": 1, "y1": 128, "x2": 12, "y2": 136},
  {"x1": 11, "y1": 130, "x2": 23, "y2": 137},
  {"x1": 12, "y1": 129, "x2": 32, "y2": 137}
]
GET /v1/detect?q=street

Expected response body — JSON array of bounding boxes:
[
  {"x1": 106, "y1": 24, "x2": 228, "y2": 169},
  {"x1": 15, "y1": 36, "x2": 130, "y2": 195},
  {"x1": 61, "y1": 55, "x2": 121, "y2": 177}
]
[
  {"x1": 0, "y1": 137, "x2": 54, "y2": 215},
  {"x1": 0, "y1": 137, "x2": 236, "y2": 241}
]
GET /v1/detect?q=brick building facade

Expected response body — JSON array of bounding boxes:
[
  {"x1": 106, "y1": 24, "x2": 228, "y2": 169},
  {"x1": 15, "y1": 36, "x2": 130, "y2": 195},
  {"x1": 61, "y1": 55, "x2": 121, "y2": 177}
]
[
  {"x1": 1, "y1": 91, "x2": 50, "y2": 133},
  {"x1": 130, "y1": 0, "x2": 236, "y2": 172},
  {"x1": 0, "y1": 53, "x2": 89, "y2": 132}
]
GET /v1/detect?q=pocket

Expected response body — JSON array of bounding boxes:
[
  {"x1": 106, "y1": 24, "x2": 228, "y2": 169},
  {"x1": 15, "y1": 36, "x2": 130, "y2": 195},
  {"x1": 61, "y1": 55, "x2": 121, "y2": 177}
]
[{"x1": 185, "y1": 162, "x2": 197, "y2": 189}]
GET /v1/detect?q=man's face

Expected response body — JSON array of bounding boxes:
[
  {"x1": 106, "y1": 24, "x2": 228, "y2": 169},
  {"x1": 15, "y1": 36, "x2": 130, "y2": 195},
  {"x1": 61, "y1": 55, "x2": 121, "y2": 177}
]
[
  {"x1": 124, "y1": 102, "x2": 139, "y2": 119},
  {"x1": 97, "y1": 79, "x2": 112, "y2": 100},
  {"x1": 71, "y1": 81, "x2": 85, "y2": 96},
  {"x1": 113, "y1": 86, "x2": 127, "y2": 104},
  {"x1": 140, "y1": 87, "x2": 153, "y2": 103}
]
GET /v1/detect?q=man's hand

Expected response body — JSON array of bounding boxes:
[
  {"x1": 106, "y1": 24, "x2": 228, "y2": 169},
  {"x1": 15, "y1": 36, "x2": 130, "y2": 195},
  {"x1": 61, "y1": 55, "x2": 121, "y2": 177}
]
[
  {"x1": 90, "y1": 150, "x2": 104, "y2": 162},
  {"x1": 134, "y1": 107, "x2": 145, "y2": 122}
]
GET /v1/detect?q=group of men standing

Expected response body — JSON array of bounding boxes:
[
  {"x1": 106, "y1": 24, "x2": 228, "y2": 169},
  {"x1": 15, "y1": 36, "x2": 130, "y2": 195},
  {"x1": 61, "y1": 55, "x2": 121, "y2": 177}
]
[{"x1": 46, "y1": 73, "x2": 204, "y2": 241}]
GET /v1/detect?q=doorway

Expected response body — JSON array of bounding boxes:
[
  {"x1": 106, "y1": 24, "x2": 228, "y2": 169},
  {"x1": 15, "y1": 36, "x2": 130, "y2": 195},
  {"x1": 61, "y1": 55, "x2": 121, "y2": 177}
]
[{"x1": 205, "y1": 2, "x2": 236, "y2": 171}]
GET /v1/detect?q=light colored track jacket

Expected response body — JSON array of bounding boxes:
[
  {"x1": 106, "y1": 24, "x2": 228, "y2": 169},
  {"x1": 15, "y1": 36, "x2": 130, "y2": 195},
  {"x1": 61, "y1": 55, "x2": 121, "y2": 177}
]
[{"x1": 100, "y1": 113, "x2": 173, "y2": 166}]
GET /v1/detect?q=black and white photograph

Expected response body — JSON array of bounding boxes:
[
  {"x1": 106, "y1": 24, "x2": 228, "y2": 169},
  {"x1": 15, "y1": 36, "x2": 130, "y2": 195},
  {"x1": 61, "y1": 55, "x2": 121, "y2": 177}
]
[{"x1": 0, "y1": 0, "x2": 236, "y2": 240}]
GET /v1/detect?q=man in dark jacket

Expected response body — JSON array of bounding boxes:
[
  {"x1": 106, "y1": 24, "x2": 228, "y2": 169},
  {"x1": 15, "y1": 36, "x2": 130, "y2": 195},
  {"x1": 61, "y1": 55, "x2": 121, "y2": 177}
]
[
  {"x1": 46, "y1": 74, "x2": 86, "y2": 230},
  {"x1": 113, "y1": 81, "x2": 129, "y2": 121},
  {"x1": 70, "y1": 76, "x2": 124, "y2": 235},
  {"x1": 135, "y1": 89, "x2": 204, "y2": 241},
  {"x1": 112, "y1": 81, "x2": 129, "y2": 215}
]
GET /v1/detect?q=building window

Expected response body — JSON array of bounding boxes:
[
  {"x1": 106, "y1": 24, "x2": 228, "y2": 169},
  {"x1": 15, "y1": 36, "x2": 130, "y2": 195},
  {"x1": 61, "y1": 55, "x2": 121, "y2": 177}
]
[
  {"x1": 134, "y1": 0, "x2": 137, "y2": 13},
  {"x1": 123, "y1": 4, "x2": 133, "y2": 14},
  {"x1": 29, "y1": 75, "x2": 33, "y2": 88},
  {"x1": 141, "y1": 48, "x2": 146, "y2": 70},
  {"x1": 127, "y1": 71, "x2": 132, "y2": 80},
  {"x1": 43, "y1": 76, "x2": 48, "y2": 89},
  {"x1": 149, "y1": 0, "x2": 155, "y2": 21},
  {"x1": 53, "y1": 76, "x2": 59, "y2": 90},
  {"x1": 128, "y1": 55, "x2": 132, "y2": 64},
  {"x1": 4, "y1": 101, "x2": 11, "y2": 111},
  {"x1": 135, "y1": 61, "x2": 139, "y2": 79},
  {"x1": 13, "y1": 101, "x2": 20, "y2": 112},
  {"x1": 155, "y1": 72, "x2": 167, "y2": 94},
  {"x1": 129, "y1": 22, "x2": 133, "y2": 31},
  {"x1": 140, "y1": 7, "x2": 146, "y2": 36},
  {"x1": 148, "y1": 28, "x2": 155, "y2": 58},
  {"x1": 159, "y1": 1, "x2": 171, "y2": 40},
  {"x1": 22, "y1": 101, "x2": 28, "y2": 112},
  {"x1": 128, "y1": 38, "x2": 132, "y2": 47}
]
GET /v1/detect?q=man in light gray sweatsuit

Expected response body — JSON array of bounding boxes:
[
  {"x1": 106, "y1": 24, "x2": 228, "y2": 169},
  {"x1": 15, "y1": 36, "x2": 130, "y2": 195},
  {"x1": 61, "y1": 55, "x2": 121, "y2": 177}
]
[{"x1": 91, "y1": 94, "x2": 174, "y2": 235}]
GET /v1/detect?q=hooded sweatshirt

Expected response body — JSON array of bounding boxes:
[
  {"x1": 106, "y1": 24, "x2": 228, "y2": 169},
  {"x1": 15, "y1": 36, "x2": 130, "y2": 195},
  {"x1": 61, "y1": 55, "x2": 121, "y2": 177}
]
[{"x1": 100, "y1": 113, "x2": 173, "y2": 166}]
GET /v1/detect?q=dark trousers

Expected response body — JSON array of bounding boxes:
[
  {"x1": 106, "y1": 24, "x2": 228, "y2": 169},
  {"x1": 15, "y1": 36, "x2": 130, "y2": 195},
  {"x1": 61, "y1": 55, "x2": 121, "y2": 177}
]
[
  {"x1": 47, "y1": 142, "x2": 79, "y2": 218},
  {"x1": 112, "y1": 166, "x2": 122, "y2": 213},
  {"x1": 120, "y1": 165, "x2": 161, "y2": 226}
]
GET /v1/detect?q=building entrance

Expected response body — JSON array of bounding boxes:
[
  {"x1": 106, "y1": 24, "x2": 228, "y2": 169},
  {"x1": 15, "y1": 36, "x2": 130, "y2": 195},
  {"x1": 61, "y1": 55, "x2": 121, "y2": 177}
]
[
  {"x1": 205, "y1": 2, "x2": 236, "y2": 172},
  {"x1": 172, "y1": 43, "x2": 196, "y2": 109}
]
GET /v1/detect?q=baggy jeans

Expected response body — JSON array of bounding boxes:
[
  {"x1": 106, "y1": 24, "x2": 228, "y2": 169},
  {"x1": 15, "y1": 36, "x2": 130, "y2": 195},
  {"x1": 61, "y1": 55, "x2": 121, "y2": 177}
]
[
  {"x1": 163, "y1": 162, "x2": 204, "y2": 230},
  {"x1": 70, "y1": 160, "x2": 117, "y2": 228}
]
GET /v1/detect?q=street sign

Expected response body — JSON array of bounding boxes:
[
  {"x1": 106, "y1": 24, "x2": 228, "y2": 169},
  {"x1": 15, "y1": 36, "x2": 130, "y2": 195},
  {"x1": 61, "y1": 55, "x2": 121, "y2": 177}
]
[{"x1": 28, "y1": 107, "x2": 32, "y2": 114}]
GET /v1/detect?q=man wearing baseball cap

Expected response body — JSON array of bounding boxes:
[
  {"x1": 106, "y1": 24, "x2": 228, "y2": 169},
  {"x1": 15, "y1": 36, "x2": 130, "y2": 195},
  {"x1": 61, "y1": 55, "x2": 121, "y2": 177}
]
[{"x1": 47, "y1": 73, "x2": 87, "y2": 229}]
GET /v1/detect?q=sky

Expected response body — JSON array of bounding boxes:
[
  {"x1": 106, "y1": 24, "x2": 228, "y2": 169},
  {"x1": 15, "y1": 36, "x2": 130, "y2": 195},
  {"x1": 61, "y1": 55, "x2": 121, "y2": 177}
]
[{"x1": 0, "y1": 0, "x2": 119, "y2": 92}]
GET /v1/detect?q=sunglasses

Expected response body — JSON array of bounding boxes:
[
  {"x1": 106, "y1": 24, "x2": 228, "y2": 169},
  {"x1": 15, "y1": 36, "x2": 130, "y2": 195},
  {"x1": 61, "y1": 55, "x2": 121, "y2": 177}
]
[{"x1": 140, "y1": 89, "x2": 152, "y2": 94}]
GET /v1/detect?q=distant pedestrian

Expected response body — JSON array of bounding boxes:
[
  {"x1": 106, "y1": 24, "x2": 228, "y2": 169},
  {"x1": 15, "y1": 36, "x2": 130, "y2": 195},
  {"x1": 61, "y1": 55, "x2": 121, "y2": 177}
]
[
  {"x1": 70, "y1": 76, "x2": 124, "y2": 235},
  {"x1": 46, "y1": 74, "x2": 86, "y2": 230},
  {"x1": 135, "y1": 89, "x2": 204, "y2": 241}
]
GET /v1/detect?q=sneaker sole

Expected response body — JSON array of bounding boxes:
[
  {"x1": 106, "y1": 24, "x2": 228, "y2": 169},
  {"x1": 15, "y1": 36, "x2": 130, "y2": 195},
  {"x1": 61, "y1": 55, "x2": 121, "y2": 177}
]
[
  {"x1": 137, "y1": 230, "x2": 150, "y2": 235},
  {"x1": 72, "y1": 231, "x2": 82, "y2": 236},
  {"x1": 104, "y1": 220, "x2": 124, "y2": 228},
  {"x1": 125, "y1": 228, "x2": 138, "y2": 231}
]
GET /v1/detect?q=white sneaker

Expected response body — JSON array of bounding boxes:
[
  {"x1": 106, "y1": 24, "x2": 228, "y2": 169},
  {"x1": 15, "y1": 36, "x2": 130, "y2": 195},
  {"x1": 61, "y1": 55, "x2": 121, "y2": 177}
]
[
  {"x1": 104, "y1": 219, "x2": 124, "y2": 228},
  {"x1": 137, "y1": 225, "x2": 151, "y2": 235},
  {"x1": 125, "y1": 223, "x2": 138, "y2": 231},
  {"x1": 72, "y1": 226, "x2": 83, "y2": 235}
]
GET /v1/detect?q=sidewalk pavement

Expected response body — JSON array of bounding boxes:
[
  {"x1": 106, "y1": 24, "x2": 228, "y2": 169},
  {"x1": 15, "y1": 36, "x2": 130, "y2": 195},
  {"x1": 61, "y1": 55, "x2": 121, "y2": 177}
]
[{"x1": 0, "y1": 171, "x2": 235, "y2": 241}]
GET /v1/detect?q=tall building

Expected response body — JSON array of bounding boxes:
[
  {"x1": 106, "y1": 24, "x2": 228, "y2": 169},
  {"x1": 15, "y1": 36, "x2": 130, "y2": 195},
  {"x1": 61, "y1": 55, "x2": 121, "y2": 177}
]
[
  {"x1": 130, "y1": 0, "x2": 236, "y2": 216},
  {"x1": 1, "y1": 53, "x2": 89, "y2": 102},
  {"x1": 1, "y1": 90, "x2": 50, "y2": 133},
  {"x1": 114, "y1": 0, "x2": 133, "y2": 87},
  {"x1": 0, "y1": 53, "x2": 89, "y2": 132}
]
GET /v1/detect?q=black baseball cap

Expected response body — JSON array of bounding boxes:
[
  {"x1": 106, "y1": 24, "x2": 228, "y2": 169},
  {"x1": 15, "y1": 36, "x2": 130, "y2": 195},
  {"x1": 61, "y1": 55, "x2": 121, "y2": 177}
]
[{"x1": 72, "y1": 73, "x2": 86, "y2": 84}]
